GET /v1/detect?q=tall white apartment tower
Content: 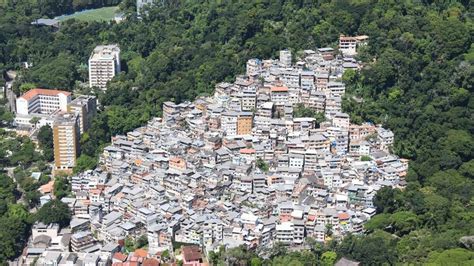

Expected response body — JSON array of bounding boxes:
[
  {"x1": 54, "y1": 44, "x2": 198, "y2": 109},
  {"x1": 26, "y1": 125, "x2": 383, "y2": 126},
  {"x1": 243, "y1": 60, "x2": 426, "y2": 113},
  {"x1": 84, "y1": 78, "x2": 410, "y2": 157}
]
[
  {"x1": 279, "y1": 50, "x2": 292, "y2": 67},
  {"x1": 88, "y1": 45, "x2": 121, "y2": 90}
]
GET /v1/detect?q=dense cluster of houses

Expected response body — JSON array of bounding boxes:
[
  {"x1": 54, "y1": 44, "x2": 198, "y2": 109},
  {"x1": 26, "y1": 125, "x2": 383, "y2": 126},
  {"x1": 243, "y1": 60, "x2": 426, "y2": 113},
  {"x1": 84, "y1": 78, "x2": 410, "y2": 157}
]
[{"x1": 25, "y1": 38, "x2": 408, "y2": 265}]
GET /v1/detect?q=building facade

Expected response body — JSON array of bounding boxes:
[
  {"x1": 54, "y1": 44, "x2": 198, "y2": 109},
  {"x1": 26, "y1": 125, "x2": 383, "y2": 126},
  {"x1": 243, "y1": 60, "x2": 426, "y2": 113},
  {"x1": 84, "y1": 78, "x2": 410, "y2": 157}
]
[
  {"x1": 16, "y1": 88, "x2": 71, "y2": 115},
  {"x1": 88, "y1": 45, "x2": 121, "y2": 90},
  {"x1": 53, "y1": 113, "x2": 80, "y2": 173},
  {"x1": 68, "y1": 95, "x2": 97, "y2": 134}
]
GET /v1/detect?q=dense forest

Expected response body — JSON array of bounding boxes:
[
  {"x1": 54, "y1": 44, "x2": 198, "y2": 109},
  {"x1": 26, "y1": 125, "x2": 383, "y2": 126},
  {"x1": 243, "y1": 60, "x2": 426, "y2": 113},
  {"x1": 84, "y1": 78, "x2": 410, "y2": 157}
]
[{"x1": 0, "y1": 0, "x2": 473, "y2": 264}]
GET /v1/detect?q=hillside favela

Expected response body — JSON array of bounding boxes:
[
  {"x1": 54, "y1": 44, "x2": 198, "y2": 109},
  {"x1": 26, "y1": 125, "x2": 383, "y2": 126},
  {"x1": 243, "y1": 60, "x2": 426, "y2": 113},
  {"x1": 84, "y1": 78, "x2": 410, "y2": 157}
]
[{"x1": 0, "y1": 1, "x2": 473, "y2": 266}]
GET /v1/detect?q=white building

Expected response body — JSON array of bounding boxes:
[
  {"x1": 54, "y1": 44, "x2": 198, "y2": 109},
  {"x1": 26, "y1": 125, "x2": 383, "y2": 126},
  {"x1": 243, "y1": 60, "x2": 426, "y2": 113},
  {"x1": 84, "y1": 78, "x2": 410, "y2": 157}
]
[
  {"x1": 270, "y1": 86, "x2": 289, "y2": 106},
  {"x1": 327, "y1": 81, "x2": 345, "y2": 98},
  {"x1": 276, "y1": 222, "x2": 294, "y2": 244},
  {"x1": 377, "y1": 127, "x2": 394, "y2": 152},
  {"x1": 246, "y1": 59, "x2": 262, "y2": 76},
  {"x1": 16, "y1": 88, "x2": 71, "y2": 115},
  {"x1": 339, "y1": 35, "x2": 369, "y2": 55},
  {"x1": 221, "y1": 112, "x2": 238, "y2": 136},
  {"x1": 279, "y1": 50, "x2": 292, "y2": 67},
  {"x1": 332, "y1": 112, "x2": 350, "y2": 130},
  {"x1": 88, "y1": 45, "x2": 121, "y2": 90}
]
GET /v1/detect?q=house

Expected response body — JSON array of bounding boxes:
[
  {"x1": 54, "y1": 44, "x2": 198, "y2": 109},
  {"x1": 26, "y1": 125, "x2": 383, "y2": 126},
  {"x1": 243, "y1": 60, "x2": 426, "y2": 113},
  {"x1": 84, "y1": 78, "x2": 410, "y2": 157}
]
[{"x1": 181, "y1": 245, "x2": 204, "y2": 266}]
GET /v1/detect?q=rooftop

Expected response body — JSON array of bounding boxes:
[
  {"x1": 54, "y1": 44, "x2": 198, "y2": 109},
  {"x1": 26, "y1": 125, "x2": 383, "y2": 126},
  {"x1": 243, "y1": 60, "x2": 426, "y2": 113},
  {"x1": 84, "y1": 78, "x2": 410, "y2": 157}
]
[{"x1": 20, "y1": 88, "x2": 71, "y2": 101}]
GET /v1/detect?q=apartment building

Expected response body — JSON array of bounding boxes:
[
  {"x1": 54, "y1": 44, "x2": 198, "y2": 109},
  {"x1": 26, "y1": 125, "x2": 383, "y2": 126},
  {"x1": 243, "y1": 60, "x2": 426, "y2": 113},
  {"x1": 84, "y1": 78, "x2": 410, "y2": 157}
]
[
  {"x1": 221, "y1": 112, "x2": 238, "y2": 136},
  {"x1": 276, "y1": 222, "x2": 294, "y2": 245},
  {"x1": 88, "y1": 45, "x2": 121, "y2": 89},
  {"x1": 327, "y1": 82, "x2": 346, "y2": 98},
  {"x1": 279, "y1": 50, "x2": 292, "y2": 67},
  {"x1": 238, "y1": 92, "x2": 256, "y2": 111},
  {"x1": 53, "y1": 113, "x2": 80, "y2": 173},
  {"x1": 349, "y1": 123, "x2": 376, "y2": 141},
  {"x1": 237, "y1": 112, "x2": 253, "y2": 135},
  {"x1": 16, "y1": 88, "x2": 71, "y2": 115},
  {"x1": 246, "y1": 58, "x2": 262, "y2": 76},
  {"x1": 270, "y1": 86, "x2": 289, "y2": 107},
  {"x1": 71, "y1": 231, "x2": 96, "y2": 252},
  {"x1": 339, "y1": 35, "x2": 369, "y2": 55},
  {"x1": 332, "y1": 112, "x2": 350, "y2": 130},
  {"x1": 377, "y1": 127, "x2": 394, "y2": 152},
  {"x1": 67, "y1": 95, "x2": 97, "y2": 134},
  {"x1": 300, "y1": 71, "x2": 315, "y2": 91}
]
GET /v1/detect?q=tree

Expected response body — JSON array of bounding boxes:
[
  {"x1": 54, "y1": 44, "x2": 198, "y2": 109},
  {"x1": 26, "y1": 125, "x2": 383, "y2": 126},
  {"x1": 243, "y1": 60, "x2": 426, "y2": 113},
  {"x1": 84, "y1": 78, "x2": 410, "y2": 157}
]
[
  {"x1": 29, "y1": 117, "x2": 40, "y2": 128},
  {"x1": 73, "y1": 154, "x2": 97, "y2": 174},
  {"x1": 459, "y1": 160, "x2": 474, "y2": 179},
  {"x1": 337, "y1": 231, "x2": 398, "y2": 265},
  {"x1": 35, "y1": 199, "x2": 71, "y2": 228},
  {"x1": 37, "y1": 125, "x2": 54, "y2": 161},
  {"x1": 373, "y1": 187, "x2": 403, "y2": 214},
  {"x1": 26, "y1": 53, "x2": 78, "y2": 90},
  {"x1": 250, "y1": 257, "x2": 263, "y2": 266},
  {"x1": 0, "y1": 107, "x2": 14, "y2": 127},
  {"x1": 293, "y1": 103, "x2": 326, "y2": 125},
  {"x1": 320, "y1": 251, "x2": 337, "y2": 266},
  {"x1": 427, "y1": 248, "x2": 474, "y2": 265},
  {"x1": 364, "y1": 213, "x2": 391, "y2": 232},
  {"x1": 136, "y1": 235, "x2": 148, "y2": 248},
  {"x1": 0, "y1": 174, "x2": 17, "y2": 203},
  {"x1": 53, "y1": 176, "x2": 71, "y2": 199},
  {"x1": 0, "y1": 216, "x2": 30, "y2": 262},
  {"x1": 325, "y1": 224, "x2": 333, "y2": 237},
  {"x1": 19, "y1": 83, "x2": 36, "y2": 94},
  {"x1": 256, "y1": 158, "x2": 269, "y2": 172},
  {"x1": 390, "y1": 211, "x2": 420, "y2": 236}
]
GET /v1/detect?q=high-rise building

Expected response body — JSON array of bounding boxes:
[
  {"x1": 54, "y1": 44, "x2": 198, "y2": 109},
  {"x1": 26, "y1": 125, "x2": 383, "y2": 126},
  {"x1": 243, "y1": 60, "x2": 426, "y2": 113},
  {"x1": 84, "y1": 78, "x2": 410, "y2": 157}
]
[
  {"x1": 53, "y1": 112, "x2": 80, "y2": 173},
  {"x1": 88, "y1": 45, "x2": 121, "y2": 90},
  {"x1": 67, "y1": 95, "x2": 97, "y2": 134},
  {"x1": 16, "y1": 88, "x2": 71, "y2": 115}
]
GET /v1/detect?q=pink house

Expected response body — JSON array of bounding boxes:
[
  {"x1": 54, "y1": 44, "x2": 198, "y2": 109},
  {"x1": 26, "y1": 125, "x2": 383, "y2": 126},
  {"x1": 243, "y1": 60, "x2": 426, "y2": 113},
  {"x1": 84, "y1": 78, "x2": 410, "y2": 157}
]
[{"x1": 182, "y1": 246, "x2": 204, "y2": 266}]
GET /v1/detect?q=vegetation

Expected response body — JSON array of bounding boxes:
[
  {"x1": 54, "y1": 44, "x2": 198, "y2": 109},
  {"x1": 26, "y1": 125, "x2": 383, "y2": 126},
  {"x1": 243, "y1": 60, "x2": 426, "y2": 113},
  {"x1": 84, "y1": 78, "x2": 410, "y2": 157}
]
[
  {"x1": 53, "y1": 176, "x2": 71, "y2": 199},
  {"x1": 37, "y1": 125, "x2": 54, "y2": 162},
  {"x1": 35, "y1": 199, "x2": 71, "y2": 228},
  {"x1": 255, "y1": 158, "x2": 269, "y2": 172},
  {"x1": 0, "y1": 0, "x2": 472, "y2": 264},
  {"x1": 293, "y1": 103, "x2": 326, "y2": 126},
  {"x1": 124, "y1": 235, "x2": 148, "y2": 252}
]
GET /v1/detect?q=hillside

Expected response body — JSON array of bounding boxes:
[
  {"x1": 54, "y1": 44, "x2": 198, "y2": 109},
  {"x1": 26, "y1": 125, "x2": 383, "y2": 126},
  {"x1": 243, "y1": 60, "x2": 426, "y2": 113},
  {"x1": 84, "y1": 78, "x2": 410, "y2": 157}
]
[{"x1": 0, "y1": 0, "x2": 473, "y2": 264}]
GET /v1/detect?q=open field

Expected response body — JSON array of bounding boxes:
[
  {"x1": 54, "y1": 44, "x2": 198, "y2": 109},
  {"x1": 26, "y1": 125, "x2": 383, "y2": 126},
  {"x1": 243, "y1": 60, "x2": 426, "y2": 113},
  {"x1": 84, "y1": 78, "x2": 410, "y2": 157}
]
[{"x1": 55, "y1": 6, "x2": 118, "y2": 22}]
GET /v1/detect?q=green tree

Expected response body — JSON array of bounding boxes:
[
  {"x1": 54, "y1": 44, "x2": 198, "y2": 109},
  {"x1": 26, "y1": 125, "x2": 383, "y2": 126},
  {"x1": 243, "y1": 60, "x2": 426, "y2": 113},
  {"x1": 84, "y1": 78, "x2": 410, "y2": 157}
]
[
  {"x1": 321, "y1": 251, "x2": 337, "y2": 266},
  {"x1": 35, "y1": 199, "x2": 71, "y2": 228},
  {"x1": 373, "y1": 187, "x2": 403, "y2": 214},
  {"x1": 427, "y1": 248, "x2": 474, "y2": 265},
  {"x1": 73, "y1": 154, "x2": 97, "y2": 174},
  {"x1": 256, "y1": 158, "x2": 269, "y2": 172},
  {"x1": 37, "y1": 125, "x2": 54, "y2": 162},
  {"x1": 26, "y1": 53, "x2": 79, "y2": 90},
  {"x1": 53, "y1": 176, "x2": 71, "y2": 199}
]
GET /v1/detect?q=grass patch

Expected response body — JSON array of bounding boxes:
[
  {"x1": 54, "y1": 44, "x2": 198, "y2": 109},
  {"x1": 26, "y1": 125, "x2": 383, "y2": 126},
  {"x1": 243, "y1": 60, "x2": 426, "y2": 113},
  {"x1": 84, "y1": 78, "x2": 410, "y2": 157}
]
[{"x1": 56, "y1": 6, "x2": 118, "y2": 22}]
